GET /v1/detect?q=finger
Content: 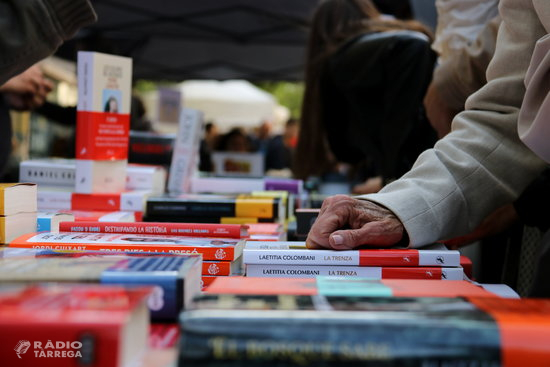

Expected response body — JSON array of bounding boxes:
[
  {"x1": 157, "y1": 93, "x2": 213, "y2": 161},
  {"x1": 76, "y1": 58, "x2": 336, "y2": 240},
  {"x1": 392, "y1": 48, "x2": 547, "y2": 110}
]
[
  {"x1": 329, "y1": 219, "x2": 404, "y2": 249},
  {"x1": 306, "y1": 210, "x2": 348, "y2": 249}
]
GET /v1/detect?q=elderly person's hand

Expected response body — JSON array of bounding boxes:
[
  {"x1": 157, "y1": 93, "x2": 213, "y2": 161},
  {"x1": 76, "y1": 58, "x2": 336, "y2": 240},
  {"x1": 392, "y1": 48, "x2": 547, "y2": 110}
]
[{"x1": 306, "y1": 194, "x2": 406, "y2": 250}]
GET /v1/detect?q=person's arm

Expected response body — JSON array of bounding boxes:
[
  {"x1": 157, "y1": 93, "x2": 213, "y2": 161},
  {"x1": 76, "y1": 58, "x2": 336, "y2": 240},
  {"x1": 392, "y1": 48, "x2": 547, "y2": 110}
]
[
  {"x1": 362, "y1": 0, "x2": 547, "y2": 246},
  {"x1": 307, "y1": 0, "x2": 548, "y2": 250},
  {"x1": 0, "y1": 0, "x2": 96, "y2": 85}
]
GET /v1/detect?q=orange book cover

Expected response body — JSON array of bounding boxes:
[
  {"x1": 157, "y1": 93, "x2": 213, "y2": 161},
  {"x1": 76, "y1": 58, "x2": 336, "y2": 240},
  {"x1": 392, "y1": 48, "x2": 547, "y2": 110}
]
[
  {"x1": 468, "y1": 297, "x2": 550, "y2": 367},
  {"x1": 10, "y1": 232, "x2": 244, "y2": 261}
]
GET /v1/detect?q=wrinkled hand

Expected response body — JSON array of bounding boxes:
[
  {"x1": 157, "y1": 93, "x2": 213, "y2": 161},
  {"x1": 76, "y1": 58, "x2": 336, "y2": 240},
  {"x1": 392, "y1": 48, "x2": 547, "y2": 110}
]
[
  {"x1": 0, "y1": 64, "x2": 53, "y2": 110},
  {"x1": 306, "y1": 195, "x2": 405, "y2": 250},
  {"x1": 423, "y1": 82, "x2": 457, "y2": 139},
  {"x1": 443, "y1": 204, "x2": 519, "y2": 249}
]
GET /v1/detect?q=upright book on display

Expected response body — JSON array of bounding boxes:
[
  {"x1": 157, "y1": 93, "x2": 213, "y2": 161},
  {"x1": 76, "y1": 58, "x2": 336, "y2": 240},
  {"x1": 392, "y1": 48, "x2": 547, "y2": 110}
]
[
  {"x1": 167, "y1": 108, "x2": 203, "y2": 195},
  {"x1": 76, "y1": 51, "x2": 132, "y2": 193}
]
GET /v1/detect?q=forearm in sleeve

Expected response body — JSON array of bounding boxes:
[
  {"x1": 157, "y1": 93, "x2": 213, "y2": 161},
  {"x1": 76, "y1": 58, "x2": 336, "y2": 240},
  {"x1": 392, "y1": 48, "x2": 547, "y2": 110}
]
[
  {"x1": 0, "y1": 0, "x2": 96, "y2": 85},
  {"x1": 362, "y1": 0, "x2": 548, "y2": 247}
]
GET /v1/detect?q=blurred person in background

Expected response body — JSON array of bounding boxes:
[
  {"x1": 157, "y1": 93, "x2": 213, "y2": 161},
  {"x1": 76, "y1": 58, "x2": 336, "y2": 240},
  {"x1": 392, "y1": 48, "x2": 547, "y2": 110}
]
[{"x1": 293, "y1": 0, "x2": 436, "y2": 194}]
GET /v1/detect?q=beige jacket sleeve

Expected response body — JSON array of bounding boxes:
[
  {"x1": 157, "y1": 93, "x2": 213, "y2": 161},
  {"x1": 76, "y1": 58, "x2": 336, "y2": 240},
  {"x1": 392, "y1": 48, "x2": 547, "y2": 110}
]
[
  {"x1": 433, "y1": 15, "x2": 501, "y2": 112},
  {"x1": 0, "y1": 0, "x2": 97, "y2": 85},
  {"x1": 362, "y1": 0, "x2": 549, "y2": 247}
]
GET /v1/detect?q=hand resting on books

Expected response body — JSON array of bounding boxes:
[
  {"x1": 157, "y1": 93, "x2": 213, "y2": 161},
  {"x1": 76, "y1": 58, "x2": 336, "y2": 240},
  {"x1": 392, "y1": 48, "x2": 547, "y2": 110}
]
[{"x1": 306, "y1": 195, "x2": 405, "y2": 250}]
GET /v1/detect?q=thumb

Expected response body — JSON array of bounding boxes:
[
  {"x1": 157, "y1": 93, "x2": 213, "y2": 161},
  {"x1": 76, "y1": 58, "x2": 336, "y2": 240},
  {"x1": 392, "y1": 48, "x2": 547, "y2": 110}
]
[{"x1": 329, "y1": 220, "x2": 404, "y2": 249}]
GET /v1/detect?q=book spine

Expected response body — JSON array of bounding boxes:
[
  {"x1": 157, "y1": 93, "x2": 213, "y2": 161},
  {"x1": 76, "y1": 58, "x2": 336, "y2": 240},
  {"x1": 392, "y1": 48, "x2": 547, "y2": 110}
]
[
  {"x1": 178, "y1": 309, "x2": 502, "y2": 366},
  {"x1": 245, "y1": 264, "x2": 463, "y2": 280},
  {"x1": 168, "y1": 109, "x2": 203, "y2": 195},
  {"x1": 37, "y1": 191, "x2": 72, "y2": 210},
  {"x1": 19, "y1": 163, "x2": 75, "y2": 187},
  {"x1": 120, "y1": 191, "x2": 148, "y2": 212},
  {"x1": 146, "y1": 201, "x2": 236, "y2": 217},
  {"x1": 203, "y1": 261, "x2": 233, "y2": 276},
  {"x1": 126, "y1": 167, "x2": 155, "y2": 190},
  {"x1": 144, "y1": 215, "x2": 265, "y2": 224},
  {"x1": 59, "y1": 222, "x2": 244, "y2": 239},
  {"x1": 9, "y1": 241, "x2": 238, "y2": 261},
  {"x1": 418, "y1": 249, "x2": 461, "y2": 267},
  {"x1": 190, "y1": 177, "x2": 264, "y2": 194},
  {"x1": 243, "y1": 249, "x2": 360, "y2": 265},
  {"x1": 72, "y1": 193, "x2": 121, "y2": 211},
  {"x1": 36, "y1": 217, "x2": 52, "y2": 232}
]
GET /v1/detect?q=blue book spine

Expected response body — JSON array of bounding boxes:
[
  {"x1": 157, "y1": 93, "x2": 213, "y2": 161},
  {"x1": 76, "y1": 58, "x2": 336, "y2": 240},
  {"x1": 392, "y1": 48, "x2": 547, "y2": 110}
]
[
  {"x1": 36, "y1": 217, "x2": 51, "y2": 232},
  {"x1": 100, "y1": 257, "x2": 187, "y2": 321}
]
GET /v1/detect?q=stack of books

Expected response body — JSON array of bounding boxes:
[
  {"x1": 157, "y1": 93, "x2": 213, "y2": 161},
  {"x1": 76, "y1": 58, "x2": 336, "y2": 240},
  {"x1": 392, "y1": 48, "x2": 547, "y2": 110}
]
[
  {"x1": 0, "y1": 183, "x2": 37, "y2": 244},
  {"x1": 9, "y1": 221, "x2": 247, "y2": 290},
  {"x1": 0, "y1": 247, "x2": 202, "y2": 321},
  {"x1": 144, "y1": 193, "x2": 285, "y2": 225},
  {"x1": 242, "y1": 241, "x2": 464, "y2": 280},
  {"x1": 20, "y1": 159, "x2": 167, "y2": 194}
]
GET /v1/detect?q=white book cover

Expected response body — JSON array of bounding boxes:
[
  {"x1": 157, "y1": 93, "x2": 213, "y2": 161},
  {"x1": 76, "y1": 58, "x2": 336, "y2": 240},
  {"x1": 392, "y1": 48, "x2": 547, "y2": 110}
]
[
  {"x1": 21, "y1": 159, "x2": 165, "y2": 193},
  {"x1": 37, "y1": 187, "x2": 72, "y2": 211},
  {"x1": 126, "y1": 164, "x2": 166, "y2": 193},
  {"x1": 190, "y1": 176, "x2": 265, "y2": 194},
  {"x1": 75, "y1": 159, "x2": 127, "y2": 194},
  {"x1": 245, "y1": 264, "x2": 464, "y2": 280},
  {"x1": 19, "y1": 159, "x2": 75, "y2": 187},
  {"x1": 120, "y1": 190, "x2": 152, "y2": 212},
  {"x1": 243, "y1": 241, "x2": 460, "y2": 267},
  {"x1": 37, "y1": 212, "x2": 75, "y2": 232},
  {"x1": 168, "y1": 108, "x2": 204, "y2": 195},
  {"x1": 211, "y1": 152, "x2": 264, "y2": 177}
]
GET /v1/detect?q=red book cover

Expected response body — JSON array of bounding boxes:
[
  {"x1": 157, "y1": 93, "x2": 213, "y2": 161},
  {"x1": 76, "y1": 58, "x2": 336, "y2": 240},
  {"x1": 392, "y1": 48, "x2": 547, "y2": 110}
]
[
  {"x1": 243, "y1": 242, "x2": 460, "y2": 267},
  {"x1": 72, "y1": 193, "x2": 121, "y2": 211},
  {"x1": 59, "y1": 221, "x2": 248, "y2": 239},
  {"x1": 10, "y1": 232, "x2": 244, "y2": 261},
  {"x1": 0, "y1": 284, "x2": 150, "y2": 367},
  {"x1": 203, "y1": 260, "x2": 241, "y2": 276},
  {"x1": 206, "y1": 277, "x2": 495, "y2": 298}
]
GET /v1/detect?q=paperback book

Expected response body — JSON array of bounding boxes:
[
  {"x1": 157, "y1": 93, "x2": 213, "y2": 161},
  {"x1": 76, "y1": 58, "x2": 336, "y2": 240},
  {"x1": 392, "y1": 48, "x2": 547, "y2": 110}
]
[
  {"x1": 167, "y1": 108, "x2": 203, "y2": 194},
  {"x1": 10, "y1": 232, "x2": 244, "y2": 261},
  {"x1": 146, "y1": 194, "x2": 283, "y2": 221},
  {"x1": 20, "y1": 159, "x2": 166, "y2": 193},
  {"x1": 245, "y1": 264, "x2": 464, "y2": 280},
  {"x1": 0, "y1": 183, "x2": 37, "y2": 215},
  {"x1": 205, "y1": 277, "x2": 495, "y2": 298},
  {"x1": 58, "y1": 221, "x2": 249, "y2": 239},
  {"x1": 0, "y1": 283, "x2": 150, "y2": 367},
  {"x1": 37, "y1": 212, "x2": 75, "y2": 232},
  {"x1": 76, "y1": 51, "x2": 132, "y2": 193},
  {"x1": 179, "y1": 293, "x2": 550, "y2": 366},
  {"x1": 0, "y1": 248, "x2": 202, "y2": 321},
  {"x1": 243, "y1": 241, "x2": 461, "y2": 267}
]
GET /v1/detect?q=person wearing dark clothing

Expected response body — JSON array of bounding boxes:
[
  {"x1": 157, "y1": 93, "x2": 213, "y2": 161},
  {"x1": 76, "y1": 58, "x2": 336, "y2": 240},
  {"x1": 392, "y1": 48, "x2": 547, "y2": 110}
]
[{"x1": 294, "y1": 0, "x2": 436, "y2": 186}]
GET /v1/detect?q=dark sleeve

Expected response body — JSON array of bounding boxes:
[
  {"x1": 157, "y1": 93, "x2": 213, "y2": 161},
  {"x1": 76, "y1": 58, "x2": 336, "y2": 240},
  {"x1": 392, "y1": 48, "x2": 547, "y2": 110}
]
[
  {"x1": 0, "y1": 0, "x2": 96, "y2": 84},
  {"x1": 514, "y1": 168, "x2": 550, "y2": 232}
]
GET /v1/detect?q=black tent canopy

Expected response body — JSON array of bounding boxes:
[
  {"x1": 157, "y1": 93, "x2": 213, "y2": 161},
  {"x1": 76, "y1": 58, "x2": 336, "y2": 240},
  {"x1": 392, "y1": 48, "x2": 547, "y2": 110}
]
[{"x1": 79, "y1": 0, "x2": 320, "y2": 81}]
